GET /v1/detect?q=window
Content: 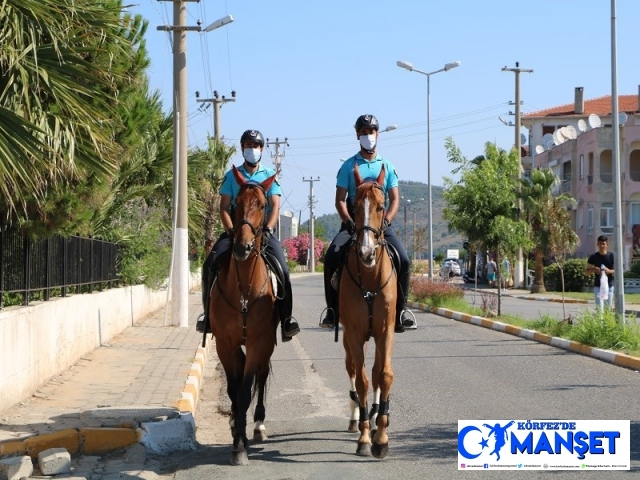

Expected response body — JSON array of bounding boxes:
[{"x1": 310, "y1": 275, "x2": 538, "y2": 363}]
[
  {"x1": 578, "y1": 205, "x2": 583, "y2": 229},
  {"x1": 630, "y1": 150, "x2": 640, "y2": 182},
  {"x1": 600, "y1": 203, "x2": 613, "y2": 234},
  {"x1": 579, "y1": 154, "x2": 584, "y2": 180},
  {"x1": 600, "y1": 150, "x2": 613, "y2": 183},
  {"x1": 587, "y1": 204, "x2": 593, "y2": 235}
]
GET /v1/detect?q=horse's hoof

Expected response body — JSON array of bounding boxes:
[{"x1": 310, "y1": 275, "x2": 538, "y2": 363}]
[
  {"x1": 371, "y1": 441, "x2": 389, "y2": 459},
  {"x1": 356, "y1": 442, "x2": 371, "y2": 456},
  {"x1": 348, "y1": 420, "x2": 358, "y2": 432},
  {"x1": 253, "y1": 428, "x2": 268, "y2": 442},
  {"x1": 370, "y1": 428, "x2": 377, "y2": 440},
  {"x1": 230, "y1": 451, "x2": 249, "y2": 466}
]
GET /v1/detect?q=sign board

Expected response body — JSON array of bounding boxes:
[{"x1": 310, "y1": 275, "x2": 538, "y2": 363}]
[{"x1": 447, "y1": 249, "x2": 459, "y2": 259}]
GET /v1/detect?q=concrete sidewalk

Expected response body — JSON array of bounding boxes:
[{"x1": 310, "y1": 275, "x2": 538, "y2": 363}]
[{"x1": 0, "y1": 290, "x2": 210, "y2": 474}]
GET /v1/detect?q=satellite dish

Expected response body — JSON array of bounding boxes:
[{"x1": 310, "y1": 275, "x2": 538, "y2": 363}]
[
  {"x1": 588, "y1": 114, "x2": 602, "y2": 128},
  {"x1": 542, "y1": 133, "x2": 554, "y2": 149},
  {"x1": 619, "y1": 112, "x2": 628, "y2": 126},
  {"x1": 564, "y1": 125, "x2": 577, "y2": 139},
  {"x1": 577, "y1": 119, "x2": 587, "y2": 132},
  {"x1": 535, "y1": 145, "x2": 545, "y2": 154},
  {"x1": 521, "y1": 133, "x2": 527, "y2": 145},
  {"x1": 552, "y1": 130, "x2": 563, "y2": 145}
]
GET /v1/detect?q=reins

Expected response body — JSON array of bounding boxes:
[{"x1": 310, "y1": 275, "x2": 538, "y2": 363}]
[
  {"x1": 344, "y1": 198, "x2": 396, "y2": 341},
  {"x1": 214, "y1": 182, "x2": 272, "y2": 345}
]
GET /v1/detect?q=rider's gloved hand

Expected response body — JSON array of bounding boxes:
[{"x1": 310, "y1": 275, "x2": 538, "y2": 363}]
[
  {"x1": 346, "y1": 219, "x2": 356, "y2": 236},
  {"x1": 382, "y1": 217, "x2": 391, "y2": 230},
  {"x1": 263, "y1": 226, "x2": 275, "y2": 243}
]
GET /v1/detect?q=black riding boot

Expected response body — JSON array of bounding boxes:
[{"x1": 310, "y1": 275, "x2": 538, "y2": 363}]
[
  {"x1": 320, "y1": 266, "x2": 339, "y2": 328},
  {"x1": 279, "y1": 282, "x2": 300, "y2": 342},
  {"x1": 196, "y1": 267, "x2": 213, "y2": 334},
  {"x1": 395, "y1": 268, "x2": 414, "y2": 332}
]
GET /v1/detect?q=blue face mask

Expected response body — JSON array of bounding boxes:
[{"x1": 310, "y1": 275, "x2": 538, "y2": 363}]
[{"x1": 243, "y1": 148, "x2": 262, "y2": 165}]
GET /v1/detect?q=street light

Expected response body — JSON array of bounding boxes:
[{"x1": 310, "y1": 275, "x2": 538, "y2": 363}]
[
  {"x1": 397, "y1": 59, "x2": 461, "y2": 279},
  {"x1": 400, "y1": 196, "x2": 424, "y2": 253}
]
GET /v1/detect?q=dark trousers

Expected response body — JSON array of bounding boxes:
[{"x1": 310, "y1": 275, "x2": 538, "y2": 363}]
[
  {"x1": 323, "y1": 222, "x2": 410, "y2": 319},
  {"x1": 203, "y1": 232, "x2": 293, "y2": 320}
]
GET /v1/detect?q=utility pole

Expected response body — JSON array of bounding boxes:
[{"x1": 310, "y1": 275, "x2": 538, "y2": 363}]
[
  {"x1": 502, "y1": 62, "x2": 533, "y2": 289},
  {"x1": 195, "y1": 90, "x2": 236, "y2": 141},
  {"x1": 303, "y1": 177, "x2": 320, "y2": 273},
  {"x1": 157, "y1": 6, "x2": 234, "y2": 327},
  {"x1": 266, "y1": 137, "x2": 289, "y2": 240}
]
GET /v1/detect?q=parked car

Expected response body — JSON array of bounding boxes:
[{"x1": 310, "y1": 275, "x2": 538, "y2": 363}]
[{"x1": 439, "y1": 258, "x2": 461, "y2": 277}]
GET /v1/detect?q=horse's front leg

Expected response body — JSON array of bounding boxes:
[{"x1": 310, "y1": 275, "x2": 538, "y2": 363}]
[
  {"x1": 369, "y1": 350, "x2": 382, "y2": 440},
  {"x1": 253, "y1": 363, "x2": 270, "y2": 442},
  {"x1": 371, "y1": 330, "x2": 394, "y2": 459},
  {"x1": 343, "y1": 334, "x2": 359, "y2": 433},
  {"x1": 345, "y1": 330, "x2": 371, "y2": 456},
  {"x1": 230, "y1": 371, "x2": 254, "y2": 466}
]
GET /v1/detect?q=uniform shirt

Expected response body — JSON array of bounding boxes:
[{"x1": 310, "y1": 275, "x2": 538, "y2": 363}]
[
  {"x1": 337, "y1": 153, "x2": 399, "y2": 213},
  {"x1": 587, "y1": 251, "x2": 614, "y2": 287},
  {"x1": 220, "y1": 163, "x2": 282, "y2": 217}
]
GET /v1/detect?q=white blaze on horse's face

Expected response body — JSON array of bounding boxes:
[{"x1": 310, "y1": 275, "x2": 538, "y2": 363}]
[{"x1": 358, "y1": 196, "x2": 377, "y2": 267}]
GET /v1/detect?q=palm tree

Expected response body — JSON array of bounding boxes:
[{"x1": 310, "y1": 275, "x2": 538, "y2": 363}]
[
  {"x1": 521, "y1": 168, "x2": 574, "y2": 293},
  {"x1": 0, "y1": 0, "x2": 135, "y2": 223}
]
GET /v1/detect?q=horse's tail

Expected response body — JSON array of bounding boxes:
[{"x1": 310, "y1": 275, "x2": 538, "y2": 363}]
[{"x1": 251, "y1": 360, "x2": 273, "y2": 403}]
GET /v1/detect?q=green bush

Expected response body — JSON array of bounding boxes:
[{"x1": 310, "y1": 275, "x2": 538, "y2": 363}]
[
  {"x1": 570, "y1": 309, "x2": 640, "y2": 353},
  {"x1": 543, "y1": 258, "x2": 590, "y2": 292}
]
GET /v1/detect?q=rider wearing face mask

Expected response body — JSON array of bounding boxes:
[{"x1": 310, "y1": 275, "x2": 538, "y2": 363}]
[
  {"x1": 197, "y1": 129, "x2": 300, "y2": 342},
  {"x1": 320, "y1": 114, "x2": 416, "y2": 333}
]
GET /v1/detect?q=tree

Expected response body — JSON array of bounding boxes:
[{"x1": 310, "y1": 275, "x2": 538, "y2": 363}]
[
  {"x1": 0, "y1": 1, "x2": 148, "y2": 231},
  {"x1": 545, "y1": 193, "x2": 580, "y2": 319},
  {"x1": 442, "y1": 139, "x2": 532, "y2": 314},
  {"x1": 520, "y1": 168, "x2": 574, "y2": 294},
  {"x1": 282, "y1": 233, "x2": 325, "y2": 267}
]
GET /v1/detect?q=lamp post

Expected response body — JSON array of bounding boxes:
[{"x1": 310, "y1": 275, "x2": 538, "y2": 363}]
[
  {"x1": 401, "y1": 196, "x2": 424, "y2": 249},
  {"x1": 397, "y1": 59, "x2": 461, "y2": 280}
]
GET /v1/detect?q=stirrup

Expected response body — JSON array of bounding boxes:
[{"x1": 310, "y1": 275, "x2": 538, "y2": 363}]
[
  {"x1": 195, "y1": 312, "x2": 209, "y2": 333},
  {"x1": 401, "y1": 309, "x2": 417, "y2": 329},
  {"x1": 319, "y1": 307, "x2": 335, "y2": 329}
]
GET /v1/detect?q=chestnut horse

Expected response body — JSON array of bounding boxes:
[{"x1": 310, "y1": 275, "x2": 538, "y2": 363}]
[
  {"x1": 209, "y1": 165, "x2": 279, "y2": 465},
  {"x1": 339, "y1": 163, "x2": 397, "y2": 458}
]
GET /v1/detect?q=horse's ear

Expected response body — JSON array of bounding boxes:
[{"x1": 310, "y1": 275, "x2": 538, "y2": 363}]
[
  {"x1": 354, "y1": 162, "x2": 363, "y2": 186},
  {"x1": 232, "y1": 165, "x2": 246, "y2": 186},
  {"x1": 260, "y1": 174, "x2": 277, "y2": 192},
  {"x1": 376, "y1": 164, "x2": 386, "y2": 187}
]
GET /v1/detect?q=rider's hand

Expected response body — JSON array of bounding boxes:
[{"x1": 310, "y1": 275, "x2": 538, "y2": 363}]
[
  {"x1": 263, "y1": 226, "x2": 275, "y2": 243},
  {"x1": 226, "y1": 227, "x2": 234, "y2": 237},
  {"x1": 346, "y1": 219, "x2": 356, "y2": 236},
  {"x1": 382, "y1": 217, "x2": 391, "y2": 230}
]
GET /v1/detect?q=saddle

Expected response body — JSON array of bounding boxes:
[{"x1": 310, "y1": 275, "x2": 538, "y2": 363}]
[{"x1": 261, "y1": 250, "x2": 286, "y2": 300}]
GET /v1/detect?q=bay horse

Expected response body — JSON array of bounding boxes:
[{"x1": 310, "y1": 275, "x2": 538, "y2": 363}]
[
  {"x1": 339, "y1": 163, "x2": 397, "y2": 458},
  {"x1": 209, "y1": 165, "x2": 279, "y2": 466}
]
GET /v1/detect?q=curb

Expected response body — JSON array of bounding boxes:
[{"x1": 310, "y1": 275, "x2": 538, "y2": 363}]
[
  {"x1": 408, "y1": 301, "x2": 640, "y2": 371},
  {"x1": 0, "y1": 339, "x2": 213, "y2": 460}
]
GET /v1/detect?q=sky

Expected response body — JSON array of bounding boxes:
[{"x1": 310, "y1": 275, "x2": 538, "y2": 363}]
[{"x1": 127, "y1": 0, "x2": 640, "y2": 220}]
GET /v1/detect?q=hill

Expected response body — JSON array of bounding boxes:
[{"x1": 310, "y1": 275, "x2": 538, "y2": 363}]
[{"x1": 308, "y1": 180, "x2": 464, "y2": 259}]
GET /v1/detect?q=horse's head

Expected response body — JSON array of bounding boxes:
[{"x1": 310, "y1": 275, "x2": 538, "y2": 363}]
[
  {"x1": 352, "y1": 163, "x2": 386, "y2": 267},
  {"x1": 230, "y1": 165, "x2": 276, "y2": 261}
]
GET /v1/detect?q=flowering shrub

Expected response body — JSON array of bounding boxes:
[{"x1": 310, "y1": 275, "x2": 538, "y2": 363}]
[
  {"x1": 281, "y1": 233, "x2": 325, "y2": 266},
  {"x1": 410, "y1": 277, "x2": 464, "y2": 308}
]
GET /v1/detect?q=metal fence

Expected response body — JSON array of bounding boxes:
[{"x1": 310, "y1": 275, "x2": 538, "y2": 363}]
[{"x1": 0, "y1": 228, "x2": 120, "y2": 307}]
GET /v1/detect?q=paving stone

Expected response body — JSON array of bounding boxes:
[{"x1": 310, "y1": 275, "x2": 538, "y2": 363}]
[{"x1": 0, "y1": 456, "x2": 33, "y2": 480}]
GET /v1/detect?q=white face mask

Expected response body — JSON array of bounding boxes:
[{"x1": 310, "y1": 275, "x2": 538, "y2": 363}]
[
  {"x1": 243, "y1": 148, "x2": 262, "y2": 165},
  {"x1": 359, "y1": 134, "x2": 377, "y2": 152}
]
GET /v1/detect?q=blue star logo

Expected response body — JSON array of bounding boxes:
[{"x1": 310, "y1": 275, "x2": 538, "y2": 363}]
[{"x1": 479, "y1": 437, "x2": 489, "y2": 449}]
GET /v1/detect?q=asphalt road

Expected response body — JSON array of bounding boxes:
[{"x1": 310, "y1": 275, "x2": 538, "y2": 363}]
[{"x1": 161, "y1": 274, "x2": 640, "y2": 479}]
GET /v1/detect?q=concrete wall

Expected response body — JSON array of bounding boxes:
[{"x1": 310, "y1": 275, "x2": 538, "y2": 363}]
[{"x1": 0, "y1": 273, "x2": 200, "y2": 409}]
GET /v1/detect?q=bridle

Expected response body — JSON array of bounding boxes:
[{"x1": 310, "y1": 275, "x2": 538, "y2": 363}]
[
  {"x1": 230, "y1": 183, "x2": 268, "y2": 254},
  {"x1": 352, "y1": 183, "x2": 386, "y2": 251}
]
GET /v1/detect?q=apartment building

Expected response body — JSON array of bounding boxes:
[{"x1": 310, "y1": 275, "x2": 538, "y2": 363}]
[{"x1": 521, "y1": 87, "x2": 640, "y2": 269}]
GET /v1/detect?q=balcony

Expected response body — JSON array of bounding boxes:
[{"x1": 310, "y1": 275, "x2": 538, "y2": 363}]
[{"x1": 561, "y1": 174, "x2": 571, "y2": 193}]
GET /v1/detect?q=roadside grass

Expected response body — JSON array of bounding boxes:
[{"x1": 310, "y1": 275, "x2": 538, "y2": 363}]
[
  {"x1": 411, "y1": 290, "x2": 640, "y2": 358},
  {"x1": 521, "y1": 290, "x2": 640, "y2": 304}
]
